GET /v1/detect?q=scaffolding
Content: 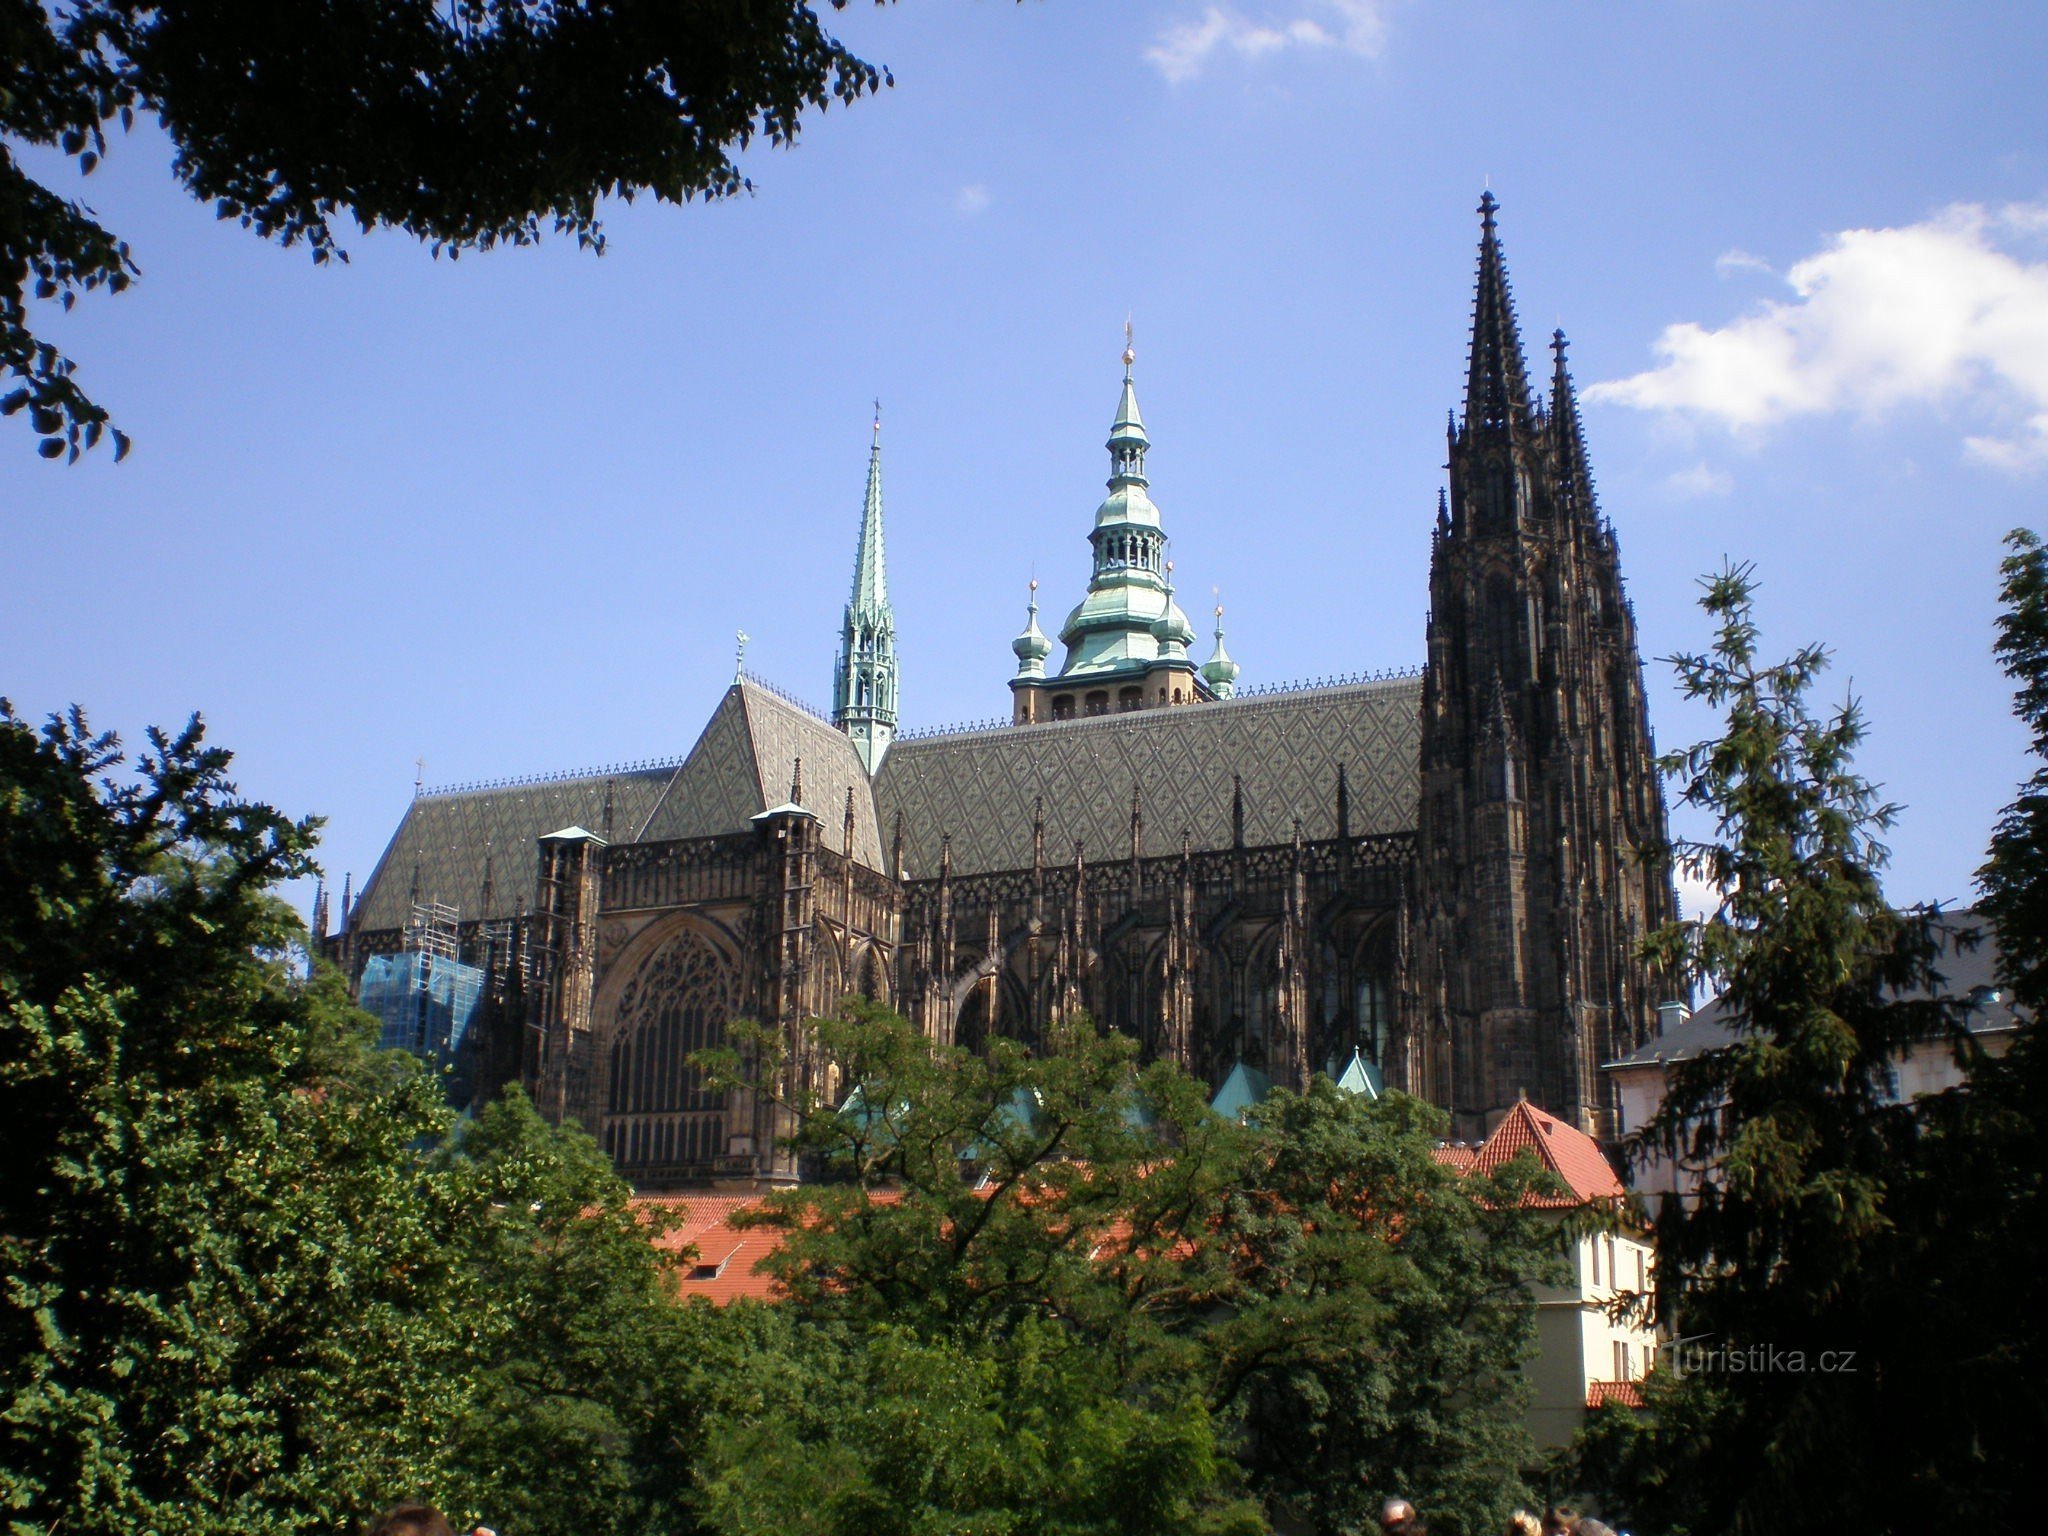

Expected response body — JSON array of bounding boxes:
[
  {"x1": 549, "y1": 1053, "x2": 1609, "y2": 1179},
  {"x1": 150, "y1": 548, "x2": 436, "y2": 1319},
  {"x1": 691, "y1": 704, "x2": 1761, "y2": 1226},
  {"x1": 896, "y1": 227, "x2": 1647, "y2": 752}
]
[{"x1": 358, "y1": 901, "x2": 487, "y2": 1092}]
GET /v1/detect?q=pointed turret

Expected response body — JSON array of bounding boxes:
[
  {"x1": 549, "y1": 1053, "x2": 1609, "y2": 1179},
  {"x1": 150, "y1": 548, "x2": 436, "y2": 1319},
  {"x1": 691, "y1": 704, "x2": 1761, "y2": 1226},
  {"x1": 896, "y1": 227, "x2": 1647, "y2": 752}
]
[
  {"x1": 1150, "y1": 562, "x2": 1197, "y2": 662},
  {"x1": 1109, "y1": 326, "x2": 1149, "y2": 488},
  {"x1": 1012, "y1": 580, "x2": 1052, "y2": 678},
  {"x1": 833, "y1": 404, "x2": 899, "y2": 774},
  {"x1": 1201, "y1": 601, "x2": 1240, "y2": 698},
  {"x1": 1550, "y1": 329, "x2": 1597, "y2": 523},
  {"x1": 1463, "y1": 191, "x2": 1534, "y2": 439}
]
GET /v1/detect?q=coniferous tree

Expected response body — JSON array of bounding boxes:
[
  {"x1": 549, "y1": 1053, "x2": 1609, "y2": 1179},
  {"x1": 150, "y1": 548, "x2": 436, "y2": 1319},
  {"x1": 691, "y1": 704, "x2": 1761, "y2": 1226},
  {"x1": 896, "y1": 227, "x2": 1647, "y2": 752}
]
[{"x1": 1562, "y1": 564, "x2": 2040, "y2": 1533}]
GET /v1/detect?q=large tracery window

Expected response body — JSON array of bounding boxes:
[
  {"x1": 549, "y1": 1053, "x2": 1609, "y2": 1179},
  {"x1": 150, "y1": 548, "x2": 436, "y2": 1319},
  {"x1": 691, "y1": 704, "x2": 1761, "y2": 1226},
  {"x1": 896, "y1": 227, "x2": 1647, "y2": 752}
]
[{"x1": 605, "y1": 927, "x2": 737, "y2": 1174}]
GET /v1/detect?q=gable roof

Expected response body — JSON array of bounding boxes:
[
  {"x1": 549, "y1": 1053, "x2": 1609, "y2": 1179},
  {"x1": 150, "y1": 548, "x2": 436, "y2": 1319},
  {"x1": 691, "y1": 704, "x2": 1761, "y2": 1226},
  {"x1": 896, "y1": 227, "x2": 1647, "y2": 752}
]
[
  {"x1": 351, "y1": 681, "x2": 889, "y2": 935},
  {"x1": 639, "y1": 681, "x2": 885, "y2": 869},
  {"x1": 1209, "y1": 1060, "x2": 1275, "y2": 1121},
  {"x1": 1472, "y1": 1098, "x2": 1626, "y2": 1204},
  {"x1": 875, "y1": 676, "x2": 1422, "y2": 878},
  {"x1": 351, "y1": 764, "x2": 678, "y2": 932}
]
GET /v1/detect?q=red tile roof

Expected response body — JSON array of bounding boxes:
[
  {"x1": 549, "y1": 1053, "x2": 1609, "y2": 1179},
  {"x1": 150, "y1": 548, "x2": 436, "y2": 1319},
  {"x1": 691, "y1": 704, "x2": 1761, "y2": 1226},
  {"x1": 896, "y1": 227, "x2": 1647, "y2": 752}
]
[
  {"x1": 1471, "y1": 1098, "x2": 1626, "y2": 1205},
  {"x1": 641, "y1": 1192, "x2": 786, "y2": 1303},
  {"x1": 638, "y1": 1098, "x2": 1626, "y2": 1304},
  {"x1": 1586, "y1": 1379, "x2": 1646, "y2": 1409}
]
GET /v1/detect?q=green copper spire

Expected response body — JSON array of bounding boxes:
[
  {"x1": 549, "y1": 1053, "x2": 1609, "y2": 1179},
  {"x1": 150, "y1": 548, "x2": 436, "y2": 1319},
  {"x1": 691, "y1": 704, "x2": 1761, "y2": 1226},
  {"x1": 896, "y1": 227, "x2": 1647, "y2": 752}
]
[
  {"x1": 1150, "y1": 562, "x2": 1196, "y2": 661},
  {"x1": 1052, "y1": 331, "x2": 1200, "y2": 681},
  {"x1": 1108, "y1": 321, "x2": 1148, "y2": 488},
  {"x1": 1201, "y1": 599, "x2": 1240, "y2": 697},
  {"x1": 1012, "y1": 579, "x2": 1052, "y2": 678},
  {"x1": 834, "y1": 404, "x2": 897, "y2": 774}
]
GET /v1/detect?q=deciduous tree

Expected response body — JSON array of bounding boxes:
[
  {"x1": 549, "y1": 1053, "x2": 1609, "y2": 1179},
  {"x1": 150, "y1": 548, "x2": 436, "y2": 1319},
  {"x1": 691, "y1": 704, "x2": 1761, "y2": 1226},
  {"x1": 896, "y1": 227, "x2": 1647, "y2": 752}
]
[{"x1": 2, "y1": 0, "x2": 893, "y2": 461}]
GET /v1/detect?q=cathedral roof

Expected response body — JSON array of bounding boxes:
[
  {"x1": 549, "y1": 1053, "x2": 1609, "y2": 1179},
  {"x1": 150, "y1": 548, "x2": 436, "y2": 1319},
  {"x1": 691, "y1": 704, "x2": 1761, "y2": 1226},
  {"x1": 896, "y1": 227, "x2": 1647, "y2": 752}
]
[
  {"x1": 876, "y1": 675, "x2": 1421, "y2": 878},
  {"x1": 637, "y1": 679, "x2": 886, "y2": 867},
  {"x1": 351, "y1": 679, "x2": 887, "y2": 934},
  {"x1": 351, "y1": 764, "x2": 676, "y2": 933}
]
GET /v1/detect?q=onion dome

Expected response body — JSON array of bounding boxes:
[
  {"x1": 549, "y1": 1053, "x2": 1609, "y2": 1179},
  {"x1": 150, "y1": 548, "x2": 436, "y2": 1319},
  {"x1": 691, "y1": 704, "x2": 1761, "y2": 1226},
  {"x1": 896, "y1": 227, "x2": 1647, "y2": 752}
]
[
  {"x1": 1202, "y1": 603, "x2": 1240, "y2": 698},
  {"x1": 1012, "y1": 580, "x2": 1053, "y2": 678}
]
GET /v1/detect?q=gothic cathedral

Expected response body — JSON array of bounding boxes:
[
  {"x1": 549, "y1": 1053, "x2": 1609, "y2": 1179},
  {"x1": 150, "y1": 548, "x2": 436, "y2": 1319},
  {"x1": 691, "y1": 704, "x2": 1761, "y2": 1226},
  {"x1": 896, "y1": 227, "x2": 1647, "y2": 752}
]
[{"x1": 330, "y1": 196, "x2": 1676, "y2": 1182}]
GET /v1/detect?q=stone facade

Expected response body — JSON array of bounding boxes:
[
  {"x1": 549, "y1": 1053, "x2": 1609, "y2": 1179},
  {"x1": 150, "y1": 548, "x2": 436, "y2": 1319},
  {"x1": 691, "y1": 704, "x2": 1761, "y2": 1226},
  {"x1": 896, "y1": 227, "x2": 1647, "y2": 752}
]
[{"x1": 332, "y1": 196, "x2": 1675, "y2": 1183}]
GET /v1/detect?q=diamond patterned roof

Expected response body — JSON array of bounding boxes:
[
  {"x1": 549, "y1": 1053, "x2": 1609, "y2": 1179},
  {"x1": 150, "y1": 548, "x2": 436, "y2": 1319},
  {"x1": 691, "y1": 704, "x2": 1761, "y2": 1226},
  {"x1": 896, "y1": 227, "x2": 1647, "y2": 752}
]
[
  {"x1": 639, "y1": 682, "x2": 885, "y2": 868},
  {"x1": 352, "y1": 765, "x2": 678, "y2": 932},
  {"x1": 874, "y1": 678, "x2": 1421, "y2": 878},
  {"x1": 353, "y1": 682, "x2": 888, "y2": 936}
]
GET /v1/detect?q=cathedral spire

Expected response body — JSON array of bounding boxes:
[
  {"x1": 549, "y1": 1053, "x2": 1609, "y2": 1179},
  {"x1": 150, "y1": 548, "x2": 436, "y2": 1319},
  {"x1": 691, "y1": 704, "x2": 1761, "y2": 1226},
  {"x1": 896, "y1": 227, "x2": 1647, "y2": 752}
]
[
  {"x1": 1550, "y1": 329, "x2": 1597, "y2": 522},
  {"x1": 833, "y1": 402, "x2": 898, "y2": 775},
  {"x1": 1109, "y1": 321, "x2": 1149, "y2": 489},
  {"x1": 1463, "y1": 191, "x2": 1534, "y2": 438},
  {"x1": 1201, "y1": 599, "x2": 1240, "y2": 698}
]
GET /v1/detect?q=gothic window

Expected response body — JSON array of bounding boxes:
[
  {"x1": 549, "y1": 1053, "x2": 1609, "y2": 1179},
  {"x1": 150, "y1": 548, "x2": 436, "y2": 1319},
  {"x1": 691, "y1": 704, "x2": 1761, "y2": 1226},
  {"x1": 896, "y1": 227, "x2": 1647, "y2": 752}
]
[
  {"x1": 857, "y1": 945, "x2": 887, "y2": 1003},
  {"x1": 1357, "y1": 974, "x2": 1391, "y2": 1065},
  {"x1": 604, "y1": 926, "x2": 737, "y2": 1172},
  {"x1": 1052, "y1": 695, "x2": 1075, "y2": 720},
  {"x1": 1118, "y1": 687, "x2": 1142, "y2": 711},
  {"x1": 1085, "y1": 691, "x2": 1109, "y2": 716}
]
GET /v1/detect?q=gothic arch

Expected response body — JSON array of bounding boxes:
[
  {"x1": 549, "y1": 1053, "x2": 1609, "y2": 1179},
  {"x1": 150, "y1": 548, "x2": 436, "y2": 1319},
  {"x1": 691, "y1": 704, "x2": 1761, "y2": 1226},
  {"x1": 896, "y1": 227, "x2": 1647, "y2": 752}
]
[
  {"x1": 854, "y1": 943, "x2": 890, "y2": 1005},
  {"x1": 601, "y1": 920, "x2": 739, "y2": 1177}
]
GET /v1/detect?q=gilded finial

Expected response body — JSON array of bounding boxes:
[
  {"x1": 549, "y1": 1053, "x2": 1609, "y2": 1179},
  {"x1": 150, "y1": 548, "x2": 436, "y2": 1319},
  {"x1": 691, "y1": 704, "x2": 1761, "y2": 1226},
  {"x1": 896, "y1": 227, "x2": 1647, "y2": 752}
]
[
  {"x1": 1122, "y1": 317, "x2": 1135, "y2": 376},
  {"x1": 872, "y1": 398, "x2": 882, "y2": 445},
  {"x1": 734, "y1": 628, "x2": 750, "y2": 682}
]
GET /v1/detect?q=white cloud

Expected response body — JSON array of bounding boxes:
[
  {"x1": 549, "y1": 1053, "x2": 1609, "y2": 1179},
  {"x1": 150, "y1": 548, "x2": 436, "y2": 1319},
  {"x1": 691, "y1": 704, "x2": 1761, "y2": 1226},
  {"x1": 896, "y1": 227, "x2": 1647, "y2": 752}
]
[
  {"x1": 1665, "y1": 461, "x2": 1733, "y2": 498},
  {"x1": 954, "y1": 184, "x2": 992, "y2": 217},
  {"x1": 1673, "y1": 865, "x2": 1723, "y2": 924},
  {"x1": 1146, "y1": 0, "x2": 1389, "y2": 83},
  {"x1": 1589, "y1": 201, "x2": 2048, "y2": 470},
  {"x1": 1713, "y1": 248, "x2": 1772, "y2": 279}
]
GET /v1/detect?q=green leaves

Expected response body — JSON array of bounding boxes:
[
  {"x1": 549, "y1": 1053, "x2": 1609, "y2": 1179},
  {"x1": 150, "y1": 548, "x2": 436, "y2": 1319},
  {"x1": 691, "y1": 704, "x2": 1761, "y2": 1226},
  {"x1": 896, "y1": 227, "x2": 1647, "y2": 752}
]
[
  {"x1": 0, "y1": 702, "x2": 738, "y2": 1536},
  {"x1": 706, "y1": 1003, "x2": 1552, "y2": 1536},
  {"x1": 5, "y1": 0, "x2": 901, "y2": 464}
]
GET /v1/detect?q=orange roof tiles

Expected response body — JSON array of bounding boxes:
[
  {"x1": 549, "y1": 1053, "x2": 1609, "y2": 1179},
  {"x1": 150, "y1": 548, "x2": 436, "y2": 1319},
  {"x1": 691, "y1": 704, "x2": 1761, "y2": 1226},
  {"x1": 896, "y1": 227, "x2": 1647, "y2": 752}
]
[
  {"x1": 642, "y1": 1192, "x2": 786, "y2": 1303},
  {"x1": 1586, "y1": 1379, "x2": 1647, "y2": 1409},
  {"x1": 1471, "y1": 1098, "x2": 1626, "y2": 1205},
  {"x1": 636, "y1": 1097, "x2": 1627, "y2": 1305}
]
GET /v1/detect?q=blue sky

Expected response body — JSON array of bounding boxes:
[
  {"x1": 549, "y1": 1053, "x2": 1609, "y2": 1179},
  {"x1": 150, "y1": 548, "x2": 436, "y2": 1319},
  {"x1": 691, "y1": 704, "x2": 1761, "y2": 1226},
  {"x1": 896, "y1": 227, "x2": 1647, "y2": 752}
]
[{"x1": 5, "y1": 0, "x2": 2047, "y2": 926}]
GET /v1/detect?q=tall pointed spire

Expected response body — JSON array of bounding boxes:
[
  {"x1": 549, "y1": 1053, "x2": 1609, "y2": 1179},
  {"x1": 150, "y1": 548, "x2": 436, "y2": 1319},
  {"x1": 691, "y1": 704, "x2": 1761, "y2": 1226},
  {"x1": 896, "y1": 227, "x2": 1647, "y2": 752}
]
[
  {"x1": 854, "y1": 402, "x2": 887, "y2": 610},
  {"x1": 1550, "y1": 329, "x2": 1597, "y2": 522},
  {"x1": 833, "y1": 401, "x2": 898, "y2": 774},
  {"x1": 1109, "y1": 320, "x2": 1149, "y2": 489},
  {"x1": 1201, "y1": 598, "x2": 1240, "y2": 698},
  {"x1": 1463, "y1": 191, "x2": 1534, "y2": 437}
]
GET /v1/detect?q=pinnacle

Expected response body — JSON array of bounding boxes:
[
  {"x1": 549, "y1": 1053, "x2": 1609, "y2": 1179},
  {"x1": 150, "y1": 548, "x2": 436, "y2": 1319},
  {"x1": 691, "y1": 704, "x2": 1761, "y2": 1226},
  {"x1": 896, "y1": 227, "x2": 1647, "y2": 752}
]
[{"x1": 1463, "y1": 192, "x2": 1534, "y2": 438}]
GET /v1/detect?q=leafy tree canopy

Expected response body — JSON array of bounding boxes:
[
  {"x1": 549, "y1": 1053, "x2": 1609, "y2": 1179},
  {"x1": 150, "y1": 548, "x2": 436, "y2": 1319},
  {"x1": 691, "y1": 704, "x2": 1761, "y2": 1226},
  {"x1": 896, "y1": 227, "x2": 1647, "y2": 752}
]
[
  {"x1": 0, "y1": 700, "x2": 751, "y2": 1536},
  {"x1": 2, "y1": 0, "x2": 894, "y2": 461},
  {"x1": 699, "y1": 1003, "x2": 1564, "y2": 1536}
]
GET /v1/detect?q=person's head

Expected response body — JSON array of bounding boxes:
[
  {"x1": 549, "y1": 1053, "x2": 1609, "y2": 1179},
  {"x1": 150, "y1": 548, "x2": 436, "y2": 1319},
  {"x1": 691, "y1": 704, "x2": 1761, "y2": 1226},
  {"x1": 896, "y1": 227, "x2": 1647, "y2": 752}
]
[
  {"x1": 1542, "y1": 1508, "x2": 1577, "y2": 1536},
  {"x1": 366, "y1": 1504, "x2": 455, "y2": 1536},
  {"x1": 1382, "y1": 1497, "x2": 1416, "y2": 1531},
  {"x1": 1508, "y1": 1511, "x2": 1543, "y2": 1536}
]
